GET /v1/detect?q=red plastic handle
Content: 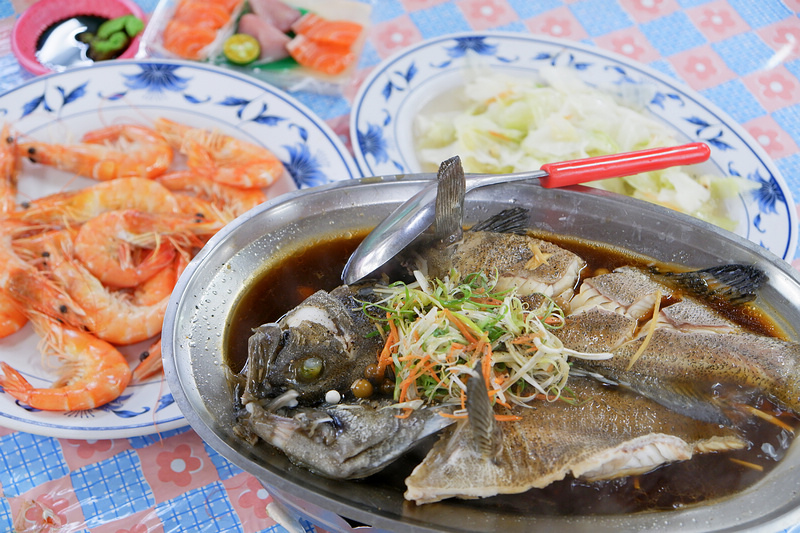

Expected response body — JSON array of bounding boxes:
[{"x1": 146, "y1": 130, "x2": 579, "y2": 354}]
[{"x1": 538, "y1": 142, "x2": 711, "y2": 188}]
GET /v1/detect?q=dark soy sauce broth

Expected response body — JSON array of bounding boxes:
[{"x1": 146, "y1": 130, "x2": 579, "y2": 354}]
[{"x1": 224, "y1": 229, "x2": 799, "y2": 516}]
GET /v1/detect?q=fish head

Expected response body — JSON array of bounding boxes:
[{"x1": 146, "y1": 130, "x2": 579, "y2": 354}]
[{"x1": 246, "y1": 289, "x2": 381, "y2": 404}]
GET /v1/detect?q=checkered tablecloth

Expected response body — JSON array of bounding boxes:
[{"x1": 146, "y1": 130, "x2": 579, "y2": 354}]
[{"x1": 0, "y1": 1, "x2": 799, "y2": 532}]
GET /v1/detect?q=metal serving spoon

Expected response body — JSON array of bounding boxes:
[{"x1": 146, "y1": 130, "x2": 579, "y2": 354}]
[{"x1": 342, "y1": 142, "x2": 711, "y2": 285}]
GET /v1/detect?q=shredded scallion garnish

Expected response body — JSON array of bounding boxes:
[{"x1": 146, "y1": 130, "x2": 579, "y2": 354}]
[{"x1": 366, "y1": 269, "x2": 612, "y2": 414}]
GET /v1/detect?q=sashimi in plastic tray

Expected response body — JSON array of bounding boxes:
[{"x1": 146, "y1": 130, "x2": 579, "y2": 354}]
[{"x1": 138, "y1": 0, "x2": 372, "y2": 94}]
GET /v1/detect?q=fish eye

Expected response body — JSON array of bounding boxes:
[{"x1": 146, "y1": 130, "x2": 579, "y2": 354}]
[{"x1": 294, "y1": 356, "x2": 324, "y2": 382}]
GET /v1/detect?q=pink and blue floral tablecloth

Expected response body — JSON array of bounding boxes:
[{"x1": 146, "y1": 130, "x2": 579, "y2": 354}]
[{"x1": 0, "y1": 0, "x2": 799, "y2": 531}]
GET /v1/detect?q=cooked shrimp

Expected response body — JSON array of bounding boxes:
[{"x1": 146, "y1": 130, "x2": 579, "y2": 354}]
[
  {"x1": 14, "y1": 177, "x2": 181, "y2": 225},
  {"x1": 0, "y1": 123, "x2": 20, "y2": 214},
  {"x1": 172, "y1": 193, "x2": 234, "y2": 226},
  {"x1": 133, "y1": 337, "x2": 163, "y2": 382},
  {"x1": 133, "y1": 253, "x2": 188, "y2": 306},
  {"x1": 156, "y1": 170, "x2": 266, "y2": 218},
  {"x1": 46, "y1": 248, "x2": 171, "y2": 345},
  {"x1": 0, "y1": 312, "x2": 131, "y2": 411},
  {"x1": 73, "y1": 209, "x2": 220, "y2": 288},
  {"x1": 154, "y1": 118, "x2": 285, "y2": 189},
  {"x1": 0, "y1": 289, "x2": 26, "y2": 338},
  {"x1": 0, "y1": 222, "x2": 86, "y2": 328},
  {"x1": 19, "y1": 124, "x2": 172, "y2": 181}
]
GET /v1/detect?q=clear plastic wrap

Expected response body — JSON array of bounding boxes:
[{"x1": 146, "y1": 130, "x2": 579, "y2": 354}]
[{"x1": 138, "y1": 0, "x2": 372, "y2": 95}]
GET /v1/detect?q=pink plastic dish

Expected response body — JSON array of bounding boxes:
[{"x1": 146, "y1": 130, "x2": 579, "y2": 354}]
[{"x1": 11, "y1": 0, "x2": 146, "y2": 75}]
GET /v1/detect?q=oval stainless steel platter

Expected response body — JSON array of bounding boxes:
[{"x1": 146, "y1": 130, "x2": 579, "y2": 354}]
[{"x1": 162, "y1": 178, "x2": 800, "y2": 533}]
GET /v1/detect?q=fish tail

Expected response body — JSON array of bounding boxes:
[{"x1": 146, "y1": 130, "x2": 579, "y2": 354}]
[{"x1": 657, "y1": 264, "x2": 768, "y2": 304}]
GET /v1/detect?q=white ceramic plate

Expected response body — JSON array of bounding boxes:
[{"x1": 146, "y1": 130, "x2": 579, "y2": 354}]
[
  {"x1": 0, "y1": 59, "x2": 359, "y2": 439},
  {"x1": 350, "y1": 32, "x2": 797, "y2": 262}
]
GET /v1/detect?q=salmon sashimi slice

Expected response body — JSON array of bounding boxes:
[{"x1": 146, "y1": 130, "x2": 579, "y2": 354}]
[
  {"x1": 286, "y1": 34, "x2": 356, "y2": 75},
  {"x1": 290, "y1": 12, "x2": 363, "y2": 48},
  {"x1": 163, "y1": 21, "x2": 218, "y2": 60},
  {"x1": 163, "y1": 0, "x2": 242, "y2": 59},
  {"x1": 173, "y1": 0, "x2": 231, "y2": 29}
]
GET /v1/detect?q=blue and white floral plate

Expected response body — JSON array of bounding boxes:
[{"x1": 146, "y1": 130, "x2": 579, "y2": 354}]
[
  {"x1": 351, "y1": 32, "x2": 797, "y2": 262},
  {"x1": 0, "y1": 59, "x2": 359, "y2": 439}
]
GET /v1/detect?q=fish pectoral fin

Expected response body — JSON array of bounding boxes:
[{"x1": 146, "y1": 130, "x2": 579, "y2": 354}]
[
  {"x1": 569, "y1": 367, "x2": 621, "y2": 387},
  {"x1": 433, "y1": 155, "x2": 465, "y2": 247},
  {"x1": 466, "y1": 364, "x2": 503, "y2": 460}
]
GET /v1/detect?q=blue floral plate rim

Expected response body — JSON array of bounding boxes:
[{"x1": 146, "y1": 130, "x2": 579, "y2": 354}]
[
  {"x1": 350, "y1": 31, "x2": 797, "y2": 263},
  {"x1": 0, "y1": 58, "x2": 359, "y2": 439}
]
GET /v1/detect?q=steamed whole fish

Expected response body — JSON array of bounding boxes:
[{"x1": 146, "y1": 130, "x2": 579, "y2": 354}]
[
  {"x1": 232, "y1": 157, "x2": 587, "y2": 479},
  {"x1": 562, "y1": 266, "x2": 800, "y2": 425},
  {"x1": 231, "y1": 153, "x2": 795, "y2": 503},
  {"x1": 405, "y1": 376, "x2": 747, "y2": 504}
]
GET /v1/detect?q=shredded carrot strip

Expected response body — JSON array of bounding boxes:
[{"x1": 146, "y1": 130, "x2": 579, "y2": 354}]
[
  {"x1": 493, "y1": 396, "x2": 512, "y2": 409},
  {"x1": 532, "y1": 393, "x2": 562, "y2": 401},
  {"x1": 397, "y1": 354, "x2": 432, "y2": 403},
  {"x1": 481, "y1": 343, "x2": 493, "y2": 391},
  {"x1": 377, "y1": 314, "x2": 398, "y2": 372},
  {"x1": 512, "y1": 333, "x2": 542, "y2": 344},
  {"x1": 447, "y1": 342, "x2": 465, "y2": 363},
  {"x1": 440, "y1": 411, "x2": 469, "y2": 419},
  {"x1": 494, "y1": 414, "x2": 522, "y2": 422},
  {"x1": 394, "y1": 408, "x2": 414, "y2": 419},
  {"x1": 488, "y1": 130, "x2": 514, "y2": 142},
  {"x1": 444, "y1": 309, "x2": 478, "y2": 344}
]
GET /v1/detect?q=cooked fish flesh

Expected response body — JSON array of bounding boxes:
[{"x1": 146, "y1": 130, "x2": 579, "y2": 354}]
[
  {"x1": 438, "y1": 230, "x2": 585, "y2": 302},
  {"x1": 568, "y1": 266, "x2": 668, "y2": 318},
  {"x1": 573, "y1": 326, "x2": 800, "y2": 425},
  {"x1": 404, "y1": 377, "x2": 747, "y2": 504},
  {"x1": 563, "y1": 266, "x2": 799, "y2": 425}
]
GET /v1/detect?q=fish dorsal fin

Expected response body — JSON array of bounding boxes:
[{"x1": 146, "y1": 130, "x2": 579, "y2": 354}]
[
  {"x1": 466, "y1": 363, "x2": 502, "y2": 459},
  {"x1": 433, "y1": 156, "x2": 465, "y2": 246},
  {"x1": 469, "y1": 206, "x2": 530, "y2": 235}
]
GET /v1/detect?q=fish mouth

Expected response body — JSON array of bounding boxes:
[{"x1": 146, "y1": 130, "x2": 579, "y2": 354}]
[{"x1": 244, "y1": 323, "x2": 284, "y2": 403}]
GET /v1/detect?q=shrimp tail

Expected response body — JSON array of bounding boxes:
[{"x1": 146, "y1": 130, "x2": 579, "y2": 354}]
[{"x1": 0, "y1": 362, "x2": 34, "y2": 403}]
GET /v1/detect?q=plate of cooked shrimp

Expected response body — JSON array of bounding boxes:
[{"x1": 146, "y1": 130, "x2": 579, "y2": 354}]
[{"x1": 0, "y1": 58, "x2": 360, "y2": 439}]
